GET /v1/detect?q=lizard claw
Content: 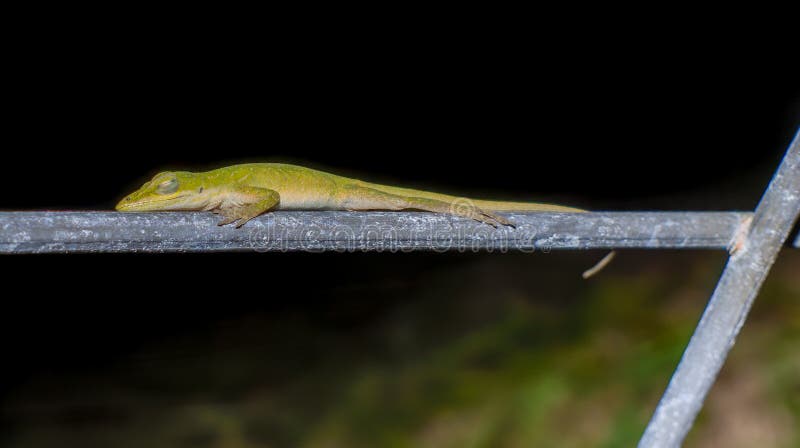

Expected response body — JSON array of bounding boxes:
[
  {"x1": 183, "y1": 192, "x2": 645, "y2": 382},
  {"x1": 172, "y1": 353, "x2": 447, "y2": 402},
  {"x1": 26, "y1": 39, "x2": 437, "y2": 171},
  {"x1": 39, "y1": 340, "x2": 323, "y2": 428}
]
[{"x1": 474, "y1": 210, "x2": 515, "y2": 228}]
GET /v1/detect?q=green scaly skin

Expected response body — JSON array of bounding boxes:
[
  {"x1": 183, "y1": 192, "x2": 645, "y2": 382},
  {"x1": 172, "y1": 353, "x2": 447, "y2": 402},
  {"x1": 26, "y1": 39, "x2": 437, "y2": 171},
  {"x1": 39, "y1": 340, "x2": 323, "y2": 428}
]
[{"x1": 116, "y1": 163, "x2": 586, "y2": 228}]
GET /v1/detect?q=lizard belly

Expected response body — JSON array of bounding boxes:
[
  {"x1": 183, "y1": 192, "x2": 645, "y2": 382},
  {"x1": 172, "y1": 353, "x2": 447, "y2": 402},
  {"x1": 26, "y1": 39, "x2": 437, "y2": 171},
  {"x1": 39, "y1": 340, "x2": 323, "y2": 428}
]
[{"x1": 274, "y1": 190, "x2": 337, "y2": 210}]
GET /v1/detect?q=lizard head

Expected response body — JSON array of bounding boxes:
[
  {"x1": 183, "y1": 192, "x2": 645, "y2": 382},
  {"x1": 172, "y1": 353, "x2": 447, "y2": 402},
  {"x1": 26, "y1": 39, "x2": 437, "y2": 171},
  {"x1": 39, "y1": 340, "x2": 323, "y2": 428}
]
[{"x1": 116, "y1": 171, "x2": 207, "y2": 211}]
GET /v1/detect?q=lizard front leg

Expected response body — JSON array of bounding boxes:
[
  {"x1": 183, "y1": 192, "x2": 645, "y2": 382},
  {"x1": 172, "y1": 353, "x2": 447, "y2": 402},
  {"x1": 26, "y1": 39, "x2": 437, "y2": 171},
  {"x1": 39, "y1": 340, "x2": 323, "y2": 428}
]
[{"x1": 213, "y1": 186, "x2": 280, "y2": 228}]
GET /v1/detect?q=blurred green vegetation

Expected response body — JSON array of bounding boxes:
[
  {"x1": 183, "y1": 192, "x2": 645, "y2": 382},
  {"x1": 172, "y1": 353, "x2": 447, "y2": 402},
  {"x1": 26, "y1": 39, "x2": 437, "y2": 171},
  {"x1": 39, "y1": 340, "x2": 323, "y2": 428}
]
[{"x1": 2, "y1": 251, "x2": 798, "y2": 447}]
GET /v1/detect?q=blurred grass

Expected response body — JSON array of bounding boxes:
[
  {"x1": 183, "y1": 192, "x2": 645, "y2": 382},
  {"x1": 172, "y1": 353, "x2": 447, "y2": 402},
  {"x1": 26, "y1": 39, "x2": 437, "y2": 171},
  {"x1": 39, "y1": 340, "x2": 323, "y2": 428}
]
[{"x1": 1, "y1": 251, "x2": 798, "y2": 447}]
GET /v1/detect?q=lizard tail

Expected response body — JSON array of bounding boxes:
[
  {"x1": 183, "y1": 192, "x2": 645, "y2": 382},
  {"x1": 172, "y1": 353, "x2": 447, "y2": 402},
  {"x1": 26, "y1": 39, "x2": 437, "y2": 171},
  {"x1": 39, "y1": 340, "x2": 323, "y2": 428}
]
[
  {"x1": 582, "y1": 251, "x2": 617, "y2": 279},
  {"x1": 358, "y1": 181, "x2": 587, "y2": 213},
  {"x1": 469, "y1": 199, "x2": 586, "y2": 213}
]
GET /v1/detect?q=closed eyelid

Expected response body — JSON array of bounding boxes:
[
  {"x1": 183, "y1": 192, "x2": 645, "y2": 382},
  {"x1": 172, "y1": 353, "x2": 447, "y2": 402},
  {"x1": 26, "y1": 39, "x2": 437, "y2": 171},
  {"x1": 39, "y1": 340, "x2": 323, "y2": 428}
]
[{"x1": 157, "y1": 178, "x2": 179, "y2": 193}]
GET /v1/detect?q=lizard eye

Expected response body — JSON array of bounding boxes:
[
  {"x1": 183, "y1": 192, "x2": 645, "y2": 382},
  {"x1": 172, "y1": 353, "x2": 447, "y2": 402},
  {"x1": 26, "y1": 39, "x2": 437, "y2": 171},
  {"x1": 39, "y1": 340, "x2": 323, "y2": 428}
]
[{"x1": 156, "y1": 178, "x2": 179, "y2": 194}]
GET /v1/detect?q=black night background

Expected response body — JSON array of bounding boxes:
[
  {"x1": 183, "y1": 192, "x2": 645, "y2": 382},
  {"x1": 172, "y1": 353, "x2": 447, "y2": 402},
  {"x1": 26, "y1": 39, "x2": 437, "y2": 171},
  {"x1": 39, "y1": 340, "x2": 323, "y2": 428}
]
[{"x1": 1, "y1": 14, "x2": 798, "y2": 447}]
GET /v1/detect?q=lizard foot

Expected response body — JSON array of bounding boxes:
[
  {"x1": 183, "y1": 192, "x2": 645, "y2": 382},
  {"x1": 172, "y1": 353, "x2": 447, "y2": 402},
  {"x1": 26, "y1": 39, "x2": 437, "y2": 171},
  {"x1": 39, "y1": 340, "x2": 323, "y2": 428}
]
[
  {"x1": 214, "y1": 206, "x2": 262, "y2": 228},
  {"x1": 454, "y1": 203, "x2": 515, "y2": 228},
  {"x1": 446, "y1": 198, "x2": 514, "y2": 228},
  {"x1": 214, "y1": 208, "x2": 243, "y2": 227},
  {"x1": 476, "y1": 210, "x2": 515, "y2": 228}
]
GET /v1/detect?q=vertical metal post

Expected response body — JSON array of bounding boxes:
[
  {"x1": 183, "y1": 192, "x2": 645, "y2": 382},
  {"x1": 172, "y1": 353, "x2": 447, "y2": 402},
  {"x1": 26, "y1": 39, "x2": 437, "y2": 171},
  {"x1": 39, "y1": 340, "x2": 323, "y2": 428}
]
[{"x1": 639, "y1": 128, "x2": 800, "y2": 447}]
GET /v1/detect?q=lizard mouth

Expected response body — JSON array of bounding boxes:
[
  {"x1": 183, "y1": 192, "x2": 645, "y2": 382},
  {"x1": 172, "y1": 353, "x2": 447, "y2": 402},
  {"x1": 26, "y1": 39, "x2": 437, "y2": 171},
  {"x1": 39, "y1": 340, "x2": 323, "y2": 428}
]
[{"x1": 116, "y1": 194, "x2": 190, "y2": 211}]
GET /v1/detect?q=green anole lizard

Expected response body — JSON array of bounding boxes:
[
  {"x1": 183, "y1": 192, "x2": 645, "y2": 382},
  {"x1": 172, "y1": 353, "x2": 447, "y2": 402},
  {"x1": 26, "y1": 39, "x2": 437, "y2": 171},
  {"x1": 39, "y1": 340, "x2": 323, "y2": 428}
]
[{"x1": 117, "y1": 163, "x2": 614, "y2": 277}]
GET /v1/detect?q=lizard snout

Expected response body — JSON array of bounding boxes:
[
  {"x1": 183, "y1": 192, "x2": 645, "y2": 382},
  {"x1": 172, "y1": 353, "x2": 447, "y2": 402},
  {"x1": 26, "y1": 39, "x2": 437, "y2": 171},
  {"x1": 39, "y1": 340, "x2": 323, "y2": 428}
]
[{"x1": 116, "y1": 195, "x2": 135, "y2": 211}]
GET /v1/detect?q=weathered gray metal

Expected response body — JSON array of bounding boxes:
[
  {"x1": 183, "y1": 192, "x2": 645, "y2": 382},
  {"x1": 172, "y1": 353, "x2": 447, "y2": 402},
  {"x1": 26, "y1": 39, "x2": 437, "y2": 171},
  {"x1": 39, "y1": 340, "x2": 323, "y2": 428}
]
[
  {"x1": 639, "y1": 129, "x2": 800, "y2": 447},
  {"x1": 0, "y1": 211, "x2": 778, "y2": 254}
]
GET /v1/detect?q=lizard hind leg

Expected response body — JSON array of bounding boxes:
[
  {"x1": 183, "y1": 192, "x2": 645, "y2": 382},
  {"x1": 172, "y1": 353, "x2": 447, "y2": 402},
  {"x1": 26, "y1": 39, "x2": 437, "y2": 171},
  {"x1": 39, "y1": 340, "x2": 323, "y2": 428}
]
[
  {"x1": 406, "y1": 196, "x2": 514, "y2": 227},
  {"x1": 341, "y1": 185, "x2": 513, "y2": 227}
]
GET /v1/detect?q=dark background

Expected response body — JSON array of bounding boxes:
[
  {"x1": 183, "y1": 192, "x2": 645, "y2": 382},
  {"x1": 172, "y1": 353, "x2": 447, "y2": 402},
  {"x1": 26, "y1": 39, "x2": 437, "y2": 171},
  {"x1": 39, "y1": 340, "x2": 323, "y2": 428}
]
[
  {"x1": 1, "y1": 15, "x2": 798, "y2": 444},
  {"x1": 4, "y1": 28, "x2": 798, "y2": 212}
]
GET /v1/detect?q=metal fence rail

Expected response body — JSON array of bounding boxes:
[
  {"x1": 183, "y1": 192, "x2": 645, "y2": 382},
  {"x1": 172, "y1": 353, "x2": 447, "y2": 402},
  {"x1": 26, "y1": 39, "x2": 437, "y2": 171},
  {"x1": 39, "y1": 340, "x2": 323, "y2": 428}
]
[
  {"x1": 1, "y1": 128, "x2": 798, "y2": 448},
  {"x1": 1, "y1": 211, "x2": 796, "y2": 254}
]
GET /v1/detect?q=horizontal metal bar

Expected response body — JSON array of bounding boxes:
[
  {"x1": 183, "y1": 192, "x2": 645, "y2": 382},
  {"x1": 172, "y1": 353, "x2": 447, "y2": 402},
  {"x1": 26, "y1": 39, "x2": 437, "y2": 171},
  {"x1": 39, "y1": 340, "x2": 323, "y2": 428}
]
[{"x1": 2, "y1": 210, "x2": 795, "y2": 254}]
